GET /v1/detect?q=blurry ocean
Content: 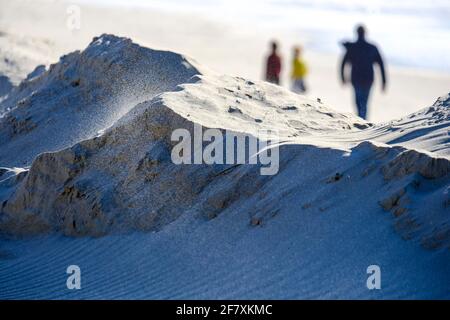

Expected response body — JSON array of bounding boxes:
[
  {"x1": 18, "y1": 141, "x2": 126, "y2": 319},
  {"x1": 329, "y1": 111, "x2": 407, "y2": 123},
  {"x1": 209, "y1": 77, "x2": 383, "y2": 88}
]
[{"x1": 84, "y1": 0, "x2": 450, "y2": 72}]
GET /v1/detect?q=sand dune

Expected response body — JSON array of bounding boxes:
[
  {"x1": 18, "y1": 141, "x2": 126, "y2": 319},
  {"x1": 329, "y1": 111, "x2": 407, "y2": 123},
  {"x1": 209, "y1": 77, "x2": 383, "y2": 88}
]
[
  {"x1": 0, "y1": 35, "x2": 199, "y2": 166},
  {"x1": 0, "y1": 34, "x2": 448, "y2": 299}
]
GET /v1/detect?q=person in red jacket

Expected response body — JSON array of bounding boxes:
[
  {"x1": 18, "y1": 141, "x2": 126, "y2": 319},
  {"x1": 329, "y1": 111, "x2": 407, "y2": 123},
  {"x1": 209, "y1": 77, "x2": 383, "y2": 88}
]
[{"x1": 265, "y1": 41, "x2": 282, "y2": 85}]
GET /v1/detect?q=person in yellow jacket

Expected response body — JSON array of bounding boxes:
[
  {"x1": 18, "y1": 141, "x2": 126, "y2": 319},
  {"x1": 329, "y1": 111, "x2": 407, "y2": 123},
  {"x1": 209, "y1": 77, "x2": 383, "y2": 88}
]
[{"x1": 291, "y1": 46, "x2": 308, "y2": 93}]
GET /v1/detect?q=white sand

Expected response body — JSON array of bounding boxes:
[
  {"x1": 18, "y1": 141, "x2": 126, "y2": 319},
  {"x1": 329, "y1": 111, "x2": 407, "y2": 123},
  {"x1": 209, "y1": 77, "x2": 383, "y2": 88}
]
[
  {"x1": 0, "y1": 0, "x2": 449, "y2": 122},
  {"x1": 0, "y1": 2, "x2": 449, "y2": 300},
  {"x1": 0, "y1": 34, "x2": 449, "y2": 299}
]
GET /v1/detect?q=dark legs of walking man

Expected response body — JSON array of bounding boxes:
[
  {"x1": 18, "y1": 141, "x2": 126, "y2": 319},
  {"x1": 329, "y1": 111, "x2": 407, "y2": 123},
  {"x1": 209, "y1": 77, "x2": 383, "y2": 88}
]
[
  {"x1": 340, "y1": 25, "x2": 387, "y2": 120},
  {"x1": 354, "y1": 85, "x2": 371, "y2": 119}
]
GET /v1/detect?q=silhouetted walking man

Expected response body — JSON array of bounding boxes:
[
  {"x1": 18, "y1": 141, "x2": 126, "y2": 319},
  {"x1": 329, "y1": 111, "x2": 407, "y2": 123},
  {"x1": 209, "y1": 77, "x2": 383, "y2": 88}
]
[
  {"x1": 266, "y1": 41, "x2": 282, "y2": 85},
  {"x1": 340, "y1": 25, "x2": 387, "y2": 119}
]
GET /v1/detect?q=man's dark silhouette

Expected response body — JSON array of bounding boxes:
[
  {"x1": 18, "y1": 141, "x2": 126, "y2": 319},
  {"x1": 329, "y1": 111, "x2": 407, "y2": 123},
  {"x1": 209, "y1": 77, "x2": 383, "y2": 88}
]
[
  {"x1": 266, "y1": 41, "x2": 282, "y2": 85},
  {"x1": 340, "y1": 25, "x2": 387, "y2": 119}
]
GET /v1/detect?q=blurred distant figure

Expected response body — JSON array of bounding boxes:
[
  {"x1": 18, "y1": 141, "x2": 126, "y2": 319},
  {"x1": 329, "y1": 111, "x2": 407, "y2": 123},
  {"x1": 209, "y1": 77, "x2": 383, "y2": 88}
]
[
  {"x1": 340, "y1": 25, "x2": 387, "y2": 119},
  {"x1": 291, "y1": 46, "x2": 308, "y2": 94},
  {"x1": 266, "y1": 41, "x2": 282, "y2": 85}
]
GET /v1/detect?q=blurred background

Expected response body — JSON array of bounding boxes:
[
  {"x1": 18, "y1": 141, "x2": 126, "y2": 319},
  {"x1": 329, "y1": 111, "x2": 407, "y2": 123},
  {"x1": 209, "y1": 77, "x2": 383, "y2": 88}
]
[{"x1": 1, "y1": 0, "x2": 449, "y2": 122}]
